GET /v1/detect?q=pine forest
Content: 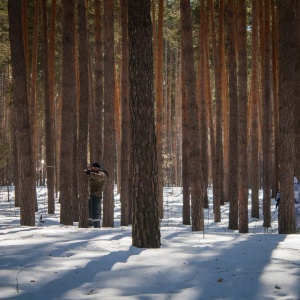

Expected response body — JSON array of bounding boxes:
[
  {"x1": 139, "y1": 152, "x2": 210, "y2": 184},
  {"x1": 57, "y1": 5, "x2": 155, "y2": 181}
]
[{"x1": 0, "y1": 0, "x2": 299, "y2": 247}]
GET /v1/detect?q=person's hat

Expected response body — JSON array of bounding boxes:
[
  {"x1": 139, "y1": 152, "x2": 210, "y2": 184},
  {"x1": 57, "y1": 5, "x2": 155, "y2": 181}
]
[{"x1": 92, "y1": 162, "x2": 101, "y2": 168}]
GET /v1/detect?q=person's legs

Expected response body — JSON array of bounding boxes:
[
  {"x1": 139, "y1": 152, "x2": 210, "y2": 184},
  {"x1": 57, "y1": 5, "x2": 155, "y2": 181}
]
[
  {"x1": 88, "y1": 197, "x2": 93, "y2": 227},
  {"x1": 91, "y1": 196, "x2": 101, "y2": 228}
]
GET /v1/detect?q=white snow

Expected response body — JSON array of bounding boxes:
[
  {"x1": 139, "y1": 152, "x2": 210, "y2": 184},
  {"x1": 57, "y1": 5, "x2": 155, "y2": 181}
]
[{"x1": 0, "y1": 186, "x2": 299, "y2": 300}]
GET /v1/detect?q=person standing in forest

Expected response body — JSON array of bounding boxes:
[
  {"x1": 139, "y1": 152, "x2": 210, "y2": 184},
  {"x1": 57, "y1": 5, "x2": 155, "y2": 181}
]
[{"x1": 85, "y1": 162, "x2": 109, "y2": 228}]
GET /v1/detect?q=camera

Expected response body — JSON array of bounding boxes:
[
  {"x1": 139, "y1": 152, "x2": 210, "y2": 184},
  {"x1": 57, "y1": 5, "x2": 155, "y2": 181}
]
[{"x1": 84, "y1": 169, "x2": 91, "y2": 175}]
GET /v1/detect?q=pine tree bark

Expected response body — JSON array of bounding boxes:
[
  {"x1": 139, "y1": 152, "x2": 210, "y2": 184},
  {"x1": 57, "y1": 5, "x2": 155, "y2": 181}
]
[
  {"x1": 77, "y1": 0, "x2": 90, "y2": 228},
  {"x1": 237, "y1": 0, "x2": 248, "y2": 233},
  {"x1": 250, "y1": 0, "x2": 260, "y2": 219},
  {"x1": 262, "y1": 0, "x2": 272, "y2": 229},
  {"x1": 59, "y1": 0, "x2": 76, "y2": 225},
  {"x1": 94, "y1": 0, "x2": 103, "y2": 162},
  {"x1": 120, "y1": 0, "x2": 131, "y2": 226},
  {"x1": 156, "y1": 0, "x2": 164, "y2": 219},
  {"x1": 128, "y1": 0, "x2": 161, "y2": 248},
  {"x1": 180, "y1": 0, "x2": 205, "y2": 231},
  {"x1": 41, "y1": 0, "x2": 55, "y2": 215},
  {"x1": 8, "y1": 0, "x2": 36, "y2": 226},
  {"x1": 278, "y1": 0, "x2": 296, "y2": 234},
  {"x1": 227, "y1": 0, "x2": 239, "y2": 230},
  {"x1": 102, "y1": 0, "x2": 115, "y2": 228}
]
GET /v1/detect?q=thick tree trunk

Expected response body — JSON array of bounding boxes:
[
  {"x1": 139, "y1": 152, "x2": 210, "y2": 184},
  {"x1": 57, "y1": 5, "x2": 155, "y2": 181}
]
[
  {"x1": 128, "y1": 0, "x2": 161, "y2": 248},
  {"x1": 8, "y1": 0, "x2": 36, "y2": 226},
  {"x1": 278, "y1": 0, "x2": 296, "y2": 234}
]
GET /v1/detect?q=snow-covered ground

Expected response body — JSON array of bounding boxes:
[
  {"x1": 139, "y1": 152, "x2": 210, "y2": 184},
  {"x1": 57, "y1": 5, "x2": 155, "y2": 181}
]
[{"x1": 0, "y1": 186, "x2": 299, "y2": 300}]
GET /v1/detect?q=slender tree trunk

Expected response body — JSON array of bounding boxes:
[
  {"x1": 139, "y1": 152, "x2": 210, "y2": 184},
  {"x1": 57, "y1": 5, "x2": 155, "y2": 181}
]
[
  {"x1": 212, "y1": 0, "x2": 225, "y2": 220},
  {"x1": 49, "y1": 0, "x2": 57, "y2": 208},
  {"x1": 262, "y1": 0, "x2": 272, "y2": 229},
  {"x1": 156, "y1": 0, "x2": 164, "y2": 219},
  {"x1": 77, "y1": 0, "x2": 90, "y2": 228},
  {"x1": 181, "y1": 53, "x2": 191, "y2": 225},
  {"x1": 94, "y1": 0, "x2": 103, "y2": 163},
  {"x1": 271, "y1": 0, "x2": 279, "y2": 196},
  {"x1": 237, "y1": 0, "x2": 248, "y2": 233},
  {"x1": 102, "y1": 0, "x2": 115, "y2": 228},
  {"x1": 60, "y1": 0, "x2": 76, "y2": 225},
  {"x1": 180, "y1": 0, "x2": 205, "y2": 231},
  {"x1": 250, "y1": 0, "x2": 260, "y2": 219},
  {"x1": 41, "y1": 0, "x2": 55, "y2": 215},
  {"x1": 227, "y1": 0, "x2": 239, "y2": 230},
  {"x1": 120, "y1": 0, "x2": 131, "y2": 226}
]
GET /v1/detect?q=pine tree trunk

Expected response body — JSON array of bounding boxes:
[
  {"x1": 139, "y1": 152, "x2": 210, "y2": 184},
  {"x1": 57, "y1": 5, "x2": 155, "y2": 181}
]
[
  {"x1": 237, "y1": 0, "x2": 248, "y2": 233},
  {"x1": 41, "y1": 0, "x2": 55, "y2": 215},
  {"x1": 102, "y1": 0, "x2": 115, "y2": 228},
  {"x1": 180, "y1": 0, "x2": 205, "y2": 231},
  {"x1": 278, "y1": 0, "x2": 296, "y2": 234},
  {"x1": 59, "y1": 0, "x2": 76, "y2": 225},
  {"x1": 227, "y1": 0, "x2": 239, "y2": 230},
  {"x1": 77, "y1": 0, "x2": 90, "y2": 228},
  {"x1": 120, "y1": 0, "x2": 131, "y2": 226},
  {"x1": 128, "y1": 0, "x2": 161, "y2": 248},
  {"x1": 250, "y1": 0, "x2": 260, "y2": 219},
  {"x1": 262, "y1": 0, "x2": 272, "y2": 229},
  {"x1": 8, "y1": 0, "x2": 36, "y2": 226}
]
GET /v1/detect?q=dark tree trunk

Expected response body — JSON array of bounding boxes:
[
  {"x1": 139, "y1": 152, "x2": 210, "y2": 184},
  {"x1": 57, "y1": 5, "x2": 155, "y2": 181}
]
[
  {"x1": 77, "y1": 0, "x2": 90, "y2": 228},
  {"x1": 128, "y1": 0, "x2": 161, "y2": 248},
  {"x1": 180, "y1": 0, "x2": 205, "y2": 231},
  {"x1": 102, "y1": 0, "x2": 115, "y2": 228},
  {"x1": 278, "y1": 0, "x2": 296, "y2": 234},
  {"x1": 41, "y1": 0, "x2": 55, "y2": 215},
  {"x1": 120, "y1": 0, "x2": 131, "y2": 226},
  {"x1": 8, "y1": 0, "x2": 36, "y2": 226},
  {"x1": 59, "y1": 0, "x2": 76, "y2": 225}
]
